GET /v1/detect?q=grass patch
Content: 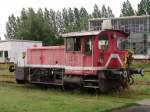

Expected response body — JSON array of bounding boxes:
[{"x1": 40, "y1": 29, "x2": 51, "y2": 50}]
[
  {"x1": 0, "y1": 61, "x2": 149, "y2": 112},
  {"x1": 0, "y1": 72, "x2": 149, "y2": 112},
  {"x1": 132, "y1": 60, "x2": 150, "y2": 71},
  {"x1": 0, "y1": 83, "x2": 136, "y2": 112}
]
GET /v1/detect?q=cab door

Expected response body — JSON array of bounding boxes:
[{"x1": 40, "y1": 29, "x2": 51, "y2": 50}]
[
  {"x1": 83, "y1": 36, "x2": 93, "y2": 67},
  {"x1": 65, "y1": 37, "x2": 83, "y2": 74},
  {"x1": 98, "y1": 32, "x2": 110, "y2": 67}
]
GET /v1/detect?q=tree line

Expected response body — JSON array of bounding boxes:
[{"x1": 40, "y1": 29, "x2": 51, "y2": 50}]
[
  {"x1": 121, "y1": 0, "x2": 150, "y2": 16},
  {"x1": 5, "y1": 0, "x2": 150, "y2": 45}
]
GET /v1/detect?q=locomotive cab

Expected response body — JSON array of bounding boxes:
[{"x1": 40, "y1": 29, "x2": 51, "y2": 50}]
[{"x1": 63, "y1": 29, "x2": 129, "y2": 74}]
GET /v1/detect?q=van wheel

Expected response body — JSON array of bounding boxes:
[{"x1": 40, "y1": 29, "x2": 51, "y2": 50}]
[{"x1": 9, "y1": 65, "x2": 16, "y2": 72}]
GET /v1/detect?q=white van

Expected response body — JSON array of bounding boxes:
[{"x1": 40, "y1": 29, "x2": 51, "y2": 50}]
[{"x1": 0, "y1": 40, "x2": 42, "y2": 65}]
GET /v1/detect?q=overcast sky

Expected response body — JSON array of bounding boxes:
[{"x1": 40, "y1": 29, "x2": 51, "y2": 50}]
[{"x1": 0, "y1": 0, "x2": 141, "y2": 40}]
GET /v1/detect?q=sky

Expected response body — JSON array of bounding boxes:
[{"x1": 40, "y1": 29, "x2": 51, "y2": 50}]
[{"x1": 0, "y1": 0, "x2": 141, "y2": 40}]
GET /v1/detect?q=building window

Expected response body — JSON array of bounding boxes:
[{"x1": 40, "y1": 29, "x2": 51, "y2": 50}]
[
  {"x1": 139, "y1": 25, "x2": 144, "y2": 32},
  {"x1": 120, "y1": 25, "x2": 125, "y2": 32}
]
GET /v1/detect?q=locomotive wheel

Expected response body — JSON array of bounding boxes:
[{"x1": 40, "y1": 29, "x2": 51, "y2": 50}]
[
  {"x1": 98, "y1": 70, "x2": 126, "y2": 92},
  {"x1": 98, "y1": 71, "x2": 109, "y2": 93},
  {"x1": 63, "y1": 76, "x2": 82, "y2": 90},
  {"x1": 121, "y1": 77, "x2": 129, "y2": 89},
  {"x1": 99, "y1": 78, "x2": 123, "y2": 92},
  {"x1": 99, "y1": 78, "x2": 109, "y2": 93}
]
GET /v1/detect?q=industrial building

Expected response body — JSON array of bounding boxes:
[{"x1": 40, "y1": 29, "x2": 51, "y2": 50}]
[{"x1": 89, "y1": 15, "x2": 150, "y2": 59}]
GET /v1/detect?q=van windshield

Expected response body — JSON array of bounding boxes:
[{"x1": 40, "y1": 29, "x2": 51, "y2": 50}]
[{"x1": 0, "y1": 51, "x2": 3, "y2": 58}]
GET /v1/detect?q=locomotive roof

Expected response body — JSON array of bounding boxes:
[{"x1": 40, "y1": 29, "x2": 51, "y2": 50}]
[
  {"x1": 62, "y1": 29, "x2": 129, "y2": 37},
  {"x1": 28, "y1": 45, "x2": 64, "y2": 50},
  {"x1": 62, "y1": 31, "x2": 100, "y2": 37}
]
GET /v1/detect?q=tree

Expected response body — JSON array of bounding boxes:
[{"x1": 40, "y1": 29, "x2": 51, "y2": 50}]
[
  {"x1": 80, "y1": 7, "x2": 89, "y2": 31},
  {"x1": 107, "y1": 7, "x2": 114, "y2": 18},
  {"x1": 5, "y1": 8, "x2": 63, "y2": 46},
  {"x1": 49, "y1": 9, "x2": 57, "y2": 35},
  {"x1": 68, "y1": 8, "x2": 75, "y2": 32},
  {"x1": 74, "y1": 8, "x2": 81, "y2": 31},
  {"x1": 137, "y1": 0, "x2": 150, "y2": 15},
  {"x1": 92, "y1": 4, "x2": 101, "y2": 18},
  {"x1": 44, "y1": 8, "x2": 50, "y2": 24},
  {"x1": 101, "y1": 5, "x2": 108, "y2": 18},
  {"x1": 120, "y1": 0, "x2": 135, "y2": 16},
  {"x1": 15, "y1": 8, "x2": 37, "y2": 40},
  {"x1": 5, "y1": 14, "x2": 17, "y2": 39},
  {"x1": 68, "y1": 8, "x2": 74, "y2": 25},
  {"x1": 55, "y1": 11, "x2": 64, "y2": 36},
  {"x1": 92, "y1": 4, "x2": 114, "y2": 18},
  {"x1": 62, "y1": 8, "x2": 69, "y2": 32}
]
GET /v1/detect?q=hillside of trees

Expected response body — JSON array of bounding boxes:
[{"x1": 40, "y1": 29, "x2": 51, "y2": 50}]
[{"x1": 5, "y1": 0, "x2": 150, "y2": 45}]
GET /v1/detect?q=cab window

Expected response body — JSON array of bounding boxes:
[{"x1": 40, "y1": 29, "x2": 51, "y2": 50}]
[
  {"x1": 66, "y1": 37, "x2": 81, "y2": 51},
  {"x1": 98, "y1": 33, "x2": 108, "y2": 49},
  {"x1": 85, "y1": 36, "x2": 92, "y2": 54},
  {"x1": 117, "y1": 37, "x2": 127, "y2": 50}
]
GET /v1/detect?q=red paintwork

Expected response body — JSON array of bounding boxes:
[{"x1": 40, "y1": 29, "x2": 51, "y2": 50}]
[
  {"x1": 27, "y1": 30, "x2": 128, "y2": 76},
  {"x1": 27, "y1": 46, "x2": 65, "y2": 65}
]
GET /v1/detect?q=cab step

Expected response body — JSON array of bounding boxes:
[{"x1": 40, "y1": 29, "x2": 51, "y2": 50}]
[
  {"x1": 84, "y1": 86, "x2": 99, "y2": 89},
  {"x1": 84, "y1": 80, "x2": 99, "y2": 82},
  {"x1": 30, "y1": 81, "x2": 63, "y2": 86}
]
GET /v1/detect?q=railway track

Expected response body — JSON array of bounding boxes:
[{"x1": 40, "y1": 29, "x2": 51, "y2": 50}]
[
  {"x1": 0, "y1": 74, "x2": 15, "y2": 83},
  {"x1": 0, "y1": 74, "x2": 149, "y2": 85}
]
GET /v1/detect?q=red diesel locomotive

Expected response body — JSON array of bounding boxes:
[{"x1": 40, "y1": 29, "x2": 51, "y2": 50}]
[{"x1": 13, "y1": 24, "x2": 144, "y2": 92}]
